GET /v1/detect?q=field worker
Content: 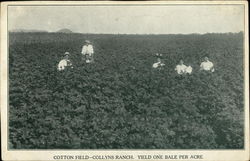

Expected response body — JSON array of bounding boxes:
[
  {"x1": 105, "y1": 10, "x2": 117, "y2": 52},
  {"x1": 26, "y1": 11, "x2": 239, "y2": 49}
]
[
  {"x1": 175, "y1": 60, "x2": 189, "y2": 75},
  {"x1": 186, "y1": 65, "x2": 193, "y2": 74},
  {"x1": 152, "y1": 58, "x2": 165, "y2": 69},
  {"x1": 81, "y1": 40, "x2": 94, "y2": 63},
  {"x1": 200, "y1": 57, "x2": 215, "y2": 72},
  {"x1": 57, "y1": 52, "x2": 73, "y2": 71}
]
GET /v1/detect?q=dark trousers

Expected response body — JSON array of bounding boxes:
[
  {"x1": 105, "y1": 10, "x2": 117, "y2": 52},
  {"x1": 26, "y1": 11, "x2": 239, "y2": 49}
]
[{"x1": 82, "y1": 54, "x2": 94, "y2": 63}]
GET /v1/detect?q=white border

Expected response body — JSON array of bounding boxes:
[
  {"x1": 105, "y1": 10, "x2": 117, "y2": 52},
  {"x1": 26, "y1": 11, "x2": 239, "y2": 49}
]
[{"x1": 1, "y1": 1, "x2": 249, "y2": 161}]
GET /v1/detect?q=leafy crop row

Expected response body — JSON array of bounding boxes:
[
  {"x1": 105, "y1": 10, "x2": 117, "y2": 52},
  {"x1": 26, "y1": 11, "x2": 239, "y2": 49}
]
[{"x1": 9, "y1": 32, "x2": 244, "y2": 149}]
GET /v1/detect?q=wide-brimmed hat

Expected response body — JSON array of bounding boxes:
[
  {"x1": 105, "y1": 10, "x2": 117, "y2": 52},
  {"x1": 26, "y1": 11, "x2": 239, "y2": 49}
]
[
  {"x1": 85, "y1": 40, "x2": 91, "y2": 43},
  {"x1": 64, "y1": 52, "x2": 70, "y2": 55},
  {"x1": 155, "y1": 53, "x2": 163, "y2": 57}
]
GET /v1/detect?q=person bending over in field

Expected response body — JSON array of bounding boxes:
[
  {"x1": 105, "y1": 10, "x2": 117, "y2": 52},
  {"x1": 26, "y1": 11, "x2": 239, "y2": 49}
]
[
  {"x1": 81, "y1": 40, "x2": 94, "y2": 63},
  {"x1": 200, "y1": 57, "x2": 214, "y2": 72},
  {"x1": 152, "y1": 58, "x2": 165, "y2": 69},
  {"x1": 57, "y1": 52, "x2": 73, "y2": 71},
  {"x1": 175, "y1": 60, "x2": 192, "y2": 75}
]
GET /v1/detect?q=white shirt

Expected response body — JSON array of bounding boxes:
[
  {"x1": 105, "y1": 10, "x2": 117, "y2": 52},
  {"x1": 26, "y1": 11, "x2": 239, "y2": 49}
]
[
  {"x1": 186, "y1": 66, "x2": 193, "y2": 74},
  {"x1": 81, "y1": 44, "x2": 94, "y2": 56},
  {"x1": 200, "y1": 61, "x2": 214, "y2": 72},
  {"x1": 57, "y1": 59, "x2": 72, "y2": 71},
  {"x1": 152, "y1": 62, "x2": 165, "y2": 68},
  {"x1": 175, "y1": 64, "x2": 187, "y2": 74}
]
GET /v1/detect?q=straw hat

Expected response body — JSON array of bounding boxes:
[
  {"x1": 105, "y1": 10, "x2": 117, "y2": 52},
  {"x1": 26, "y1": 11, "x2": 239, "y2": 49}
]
[
  {"x1": 64, "y1": 52, "x2": 70, "y2": 55},
  {"x1": 85, "y1": 40, "x2": 91, "y2": 43}
]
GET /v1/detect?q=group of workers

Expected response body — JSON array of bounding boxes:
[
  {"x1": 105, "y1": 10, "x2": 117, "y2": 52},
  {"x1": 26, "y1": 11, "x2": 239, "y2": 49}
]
[
  {"x1": 152, "y1": 54, "x2": 214, "y2": 74},
  {"x1": 58, "y1": 40, "x2": 215, "y2": 74},
  {"x1": 57, "y1": 40, "x2": 94, "y2": 71}
]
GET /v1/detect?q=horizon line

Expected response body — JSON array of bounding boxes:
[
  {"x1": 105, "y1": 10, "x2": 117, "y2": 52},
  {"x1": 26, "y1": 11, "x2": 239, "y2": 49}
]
[{"x1": 9, "y1": 30, "x2": 244, "y2": 35}]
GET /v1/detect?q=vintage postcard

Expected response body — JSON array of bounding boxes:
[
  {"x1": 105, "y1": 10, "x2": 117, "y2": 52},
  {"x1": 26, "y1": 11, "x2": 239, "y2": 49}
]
[{"x1": 1, "y1": 1, "x2": 249, "y2": 161}]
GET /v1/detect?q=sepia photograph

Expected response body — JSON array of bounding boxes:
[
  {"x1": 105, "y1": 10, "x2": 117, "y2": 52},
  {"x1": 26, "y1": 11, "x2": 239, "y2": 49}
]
[{"x1": 1, "y1": 1, "x2": 249, "y2": 161}]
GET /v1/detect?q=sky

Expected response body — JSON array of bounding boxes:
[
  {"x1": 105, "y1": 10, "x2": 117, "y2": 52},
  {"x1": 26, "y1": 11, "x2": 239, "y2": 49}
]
[{"x1": 8, "y1": 5, "x2": 244, "y2": 34}]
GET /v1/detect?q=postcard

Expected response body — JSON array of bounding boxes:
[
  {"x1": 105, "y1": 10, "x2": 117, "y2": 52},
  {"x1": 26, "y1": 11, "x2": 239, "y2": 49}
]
[{"x1": 1, "y1": 1, "x2": 249, "y2": 161}]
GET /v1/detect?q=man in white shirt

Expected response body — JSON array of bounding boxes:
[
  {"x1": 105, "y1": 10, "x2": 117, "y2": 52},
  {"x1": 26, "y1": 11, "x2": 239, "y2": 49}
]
[
  {"x1": 175, "y1": 60, "x2": 193, "y2": 75},
  {"x1": 185, "y1": 65, "x2": 193, "y2": 74},
  {"x1": 81, "y1": 40, "x2": 94, "y2": 63},
  {"x1": 57, "y1": 52, "x2": 73, "y2": 71},
  {"x1": 152, "y1": 58, "x2": 165, "y2": 69},
  {"x1": 175, "y1": 60, "x2": 188, "y2": 75},
  {"x1": 200, "y1": 57, "x2": 214, "y2": 72}
]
